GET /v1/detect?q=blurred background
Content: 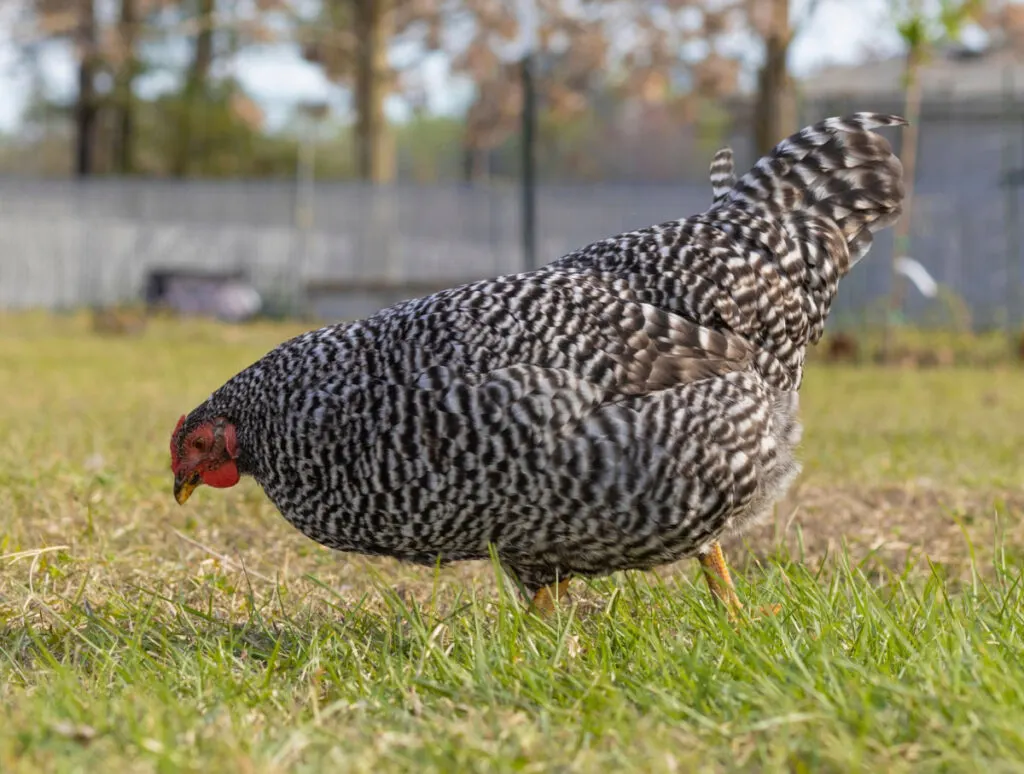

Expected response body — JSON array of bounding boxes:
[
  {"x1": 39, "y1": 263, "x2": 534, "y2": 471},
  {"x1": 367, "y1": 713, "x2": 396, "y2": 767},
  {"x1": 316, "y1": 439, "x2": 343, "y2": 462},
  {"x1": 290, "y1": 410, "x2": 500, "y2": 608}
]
[{"x1": 0, "y1": 0, "x2": 1022, "y2": 350}]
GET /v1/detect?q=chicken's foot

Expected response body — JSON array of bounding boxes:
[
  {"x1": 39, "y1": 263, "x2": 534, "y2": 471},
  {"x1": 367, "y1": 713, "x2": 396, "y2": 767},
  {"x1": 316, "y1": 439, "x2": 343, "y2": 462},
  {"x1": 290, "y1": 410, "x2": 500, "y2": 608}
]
[
  {"x1": 699, "y1": 541, "x2": 781, "y2": 622},
  {"x1": 531, "y1": 578, "x2": 572, "y2": 617}
]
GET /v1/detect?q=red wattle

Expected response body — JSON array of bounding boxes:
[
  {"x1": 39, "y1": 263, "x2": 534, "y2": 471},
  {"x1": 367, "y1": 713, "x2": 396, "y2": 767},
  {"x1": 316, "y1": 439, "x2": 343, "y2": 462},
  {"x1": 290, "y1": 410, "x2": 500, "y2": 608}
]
[{"x1": 201, "y1": 461, "x2": 240, "y2": 489}]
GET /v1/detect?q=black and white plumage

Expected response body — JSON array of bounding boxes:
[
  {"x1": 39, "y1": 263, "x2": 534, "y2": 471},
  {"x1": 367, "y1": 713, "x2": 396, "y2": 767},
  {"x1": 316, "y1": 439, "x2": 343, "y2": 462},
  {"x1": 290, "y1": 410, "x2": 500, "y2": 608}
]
[
  {"x1": 709, "y1": 146, "x2": 736, "y2": 202},
  {"x1": 170, "y1": 113, "x2": 906, "y2": 610}
]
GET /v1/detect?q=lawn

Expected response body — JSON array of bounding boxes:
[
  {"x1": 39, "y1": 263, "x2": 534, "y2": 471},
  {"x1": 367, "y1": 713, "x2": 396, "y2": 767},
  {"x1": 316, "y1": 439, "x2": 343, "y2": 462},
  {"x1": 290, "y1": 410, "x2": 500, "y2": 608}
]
[{"x1": 2, "y1": 312, "x2": 1024, "y2": 773}]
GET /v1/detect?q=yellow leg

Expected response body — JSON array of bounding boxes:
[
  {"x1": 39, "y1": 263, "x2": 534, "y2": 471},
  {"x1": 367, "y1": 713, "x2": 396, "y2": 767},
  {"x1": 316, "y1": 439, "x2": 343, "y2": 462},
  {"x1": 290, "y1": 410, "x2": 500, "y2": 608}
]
[
  {"x1": 531, "y1": 578, "x2": 572, "y2": 617},
  {"x1": 698, "y1": 541, "x2": 780, "y2": 622},
  {"x1": 699, "y1": 541, "x2": 744, "y2": 618}
]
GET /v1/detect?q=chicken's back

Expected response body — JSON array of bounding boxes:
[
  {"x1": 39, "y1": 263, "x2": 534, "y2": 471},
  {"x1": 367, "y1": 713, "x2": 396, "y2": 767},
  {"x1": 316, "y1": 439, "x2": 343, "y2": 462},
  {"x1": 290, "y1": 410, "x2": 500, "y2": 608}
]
[{"x1": 548, "y1": 113, "x2": 906, "y2": 391}]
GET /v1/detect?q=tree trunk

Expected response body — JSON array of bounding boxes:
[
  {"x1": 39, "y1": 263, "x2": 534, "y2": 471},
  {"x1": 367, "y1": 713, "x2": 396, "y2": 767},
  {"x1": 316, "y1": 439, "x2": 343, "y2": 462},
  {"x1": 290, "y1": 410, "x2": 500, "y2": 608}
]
[
  {"x1": 113, "y1": 0, "x2": 138, "y2": 174},
  {"x1": 752, "y1": 0, "x2": 796, "y2": 156},
  {"x1": 461, "y1": 144, "x2": 489, "y2": 183},
  {"x1": 353, "y1": 0, "x2": 395, "y2": 183},
  {"x1": 172, "y1": 0, "x2": 216, "y2": 178},
  {"x1": 193, "y1": 0, "x2": 215, "y2": 81},
  {"x1": 75, "y1": 0, "x2": 98, "y2": 178}
]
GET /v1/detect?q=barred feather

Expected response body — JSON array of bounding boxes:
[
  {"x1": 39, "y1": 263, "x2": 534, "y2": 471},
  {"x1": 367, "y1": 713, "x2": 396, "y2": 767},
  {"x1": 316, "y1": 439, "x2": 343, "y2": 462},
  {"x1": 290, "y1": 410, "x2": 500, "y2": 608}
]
[
  {"x1": 718, "y1": 112, "x2": 908, "y2": 270},
  {"x1": 550, "y1": 112, "x2": 907, "y2": 388},
  {"x1": 709, "y1": 147, "x2": 736, "y2": 202},
  {"x1": 172, "y1": 113, "x2": 906, "y2": 600}
]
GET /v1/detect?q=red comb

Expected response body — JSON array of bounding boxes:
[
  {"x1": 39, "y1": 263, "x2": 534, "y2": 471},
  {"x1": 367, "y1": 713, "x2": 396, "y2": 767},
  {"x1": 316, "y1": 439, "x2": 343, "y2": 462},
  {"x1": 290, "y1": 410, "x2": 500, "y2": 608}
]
[{"x1": 170, "y1": 414, "x2": 185, "y2": 472}]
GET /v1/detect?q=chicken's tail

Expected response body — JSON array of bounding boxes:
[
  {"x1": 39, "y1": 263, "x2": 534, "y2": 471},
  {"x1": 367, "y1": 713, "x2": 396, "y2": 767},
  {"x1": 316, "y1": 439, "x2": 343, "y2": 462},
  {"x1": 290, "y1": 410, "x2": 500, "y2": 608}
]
[
  {"x1": 709, "y1": 147, "x2": 736, "y2": 203},
  {"x1": 716, "y1": 112, "x2": 907, "y2": 271},
  {"x1": 704, "y1": 113, "x2": 907, "y2": 379}
]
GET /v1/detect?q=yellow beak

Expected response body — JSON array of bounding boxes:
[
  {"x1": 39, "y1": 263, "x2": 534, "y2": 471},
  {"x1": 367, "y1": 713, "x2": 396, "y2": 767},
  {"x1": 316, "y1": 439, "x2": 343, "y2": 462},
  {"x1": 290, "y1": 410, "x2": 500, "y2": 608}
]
[{"x1": 173, "y1": 472, "x2": 200, "y2": 505}]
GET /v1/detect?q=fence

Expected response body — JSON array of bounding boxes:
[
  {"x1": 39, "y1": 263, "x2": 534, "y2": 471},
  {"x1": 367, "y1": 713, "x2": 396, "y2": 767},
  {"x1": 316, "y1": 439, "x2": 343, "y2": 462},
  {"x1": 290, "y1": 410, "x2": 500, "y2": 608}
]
[{"x1": 1, "y1": 98, "x2": 1022, "y2": 330}]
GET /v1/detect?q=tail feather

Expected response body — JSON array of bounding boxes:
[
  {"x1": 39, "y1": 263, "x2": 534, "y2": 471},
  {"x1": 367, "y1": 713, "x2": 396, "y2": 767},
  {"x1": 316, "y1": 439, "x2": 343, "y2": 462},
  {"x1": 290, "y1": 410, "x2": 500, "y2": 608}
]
[
  {"x1": 709, "y1": 147, "x2": 736, "y2": 203},
  {"x1": 543, "y1": 112, "x2": 907, "y2": 392},
  {"x1": 703, "y1": 112, "x2": 907, "y2": 385},
  {"x1": 719, "y1": 112, "x2": 907, "y2": 271}
]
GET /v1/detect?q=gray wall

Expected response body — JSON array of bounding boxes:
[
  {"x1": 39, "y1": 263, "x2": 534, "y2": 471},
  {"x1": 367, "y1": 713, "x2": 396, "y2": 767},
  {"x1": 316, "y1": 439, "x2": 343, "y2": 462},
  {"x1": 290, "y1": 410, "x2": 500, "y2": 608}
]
[{"x1": 1, "y1": 111, "x2": 1022, "y2": 329}]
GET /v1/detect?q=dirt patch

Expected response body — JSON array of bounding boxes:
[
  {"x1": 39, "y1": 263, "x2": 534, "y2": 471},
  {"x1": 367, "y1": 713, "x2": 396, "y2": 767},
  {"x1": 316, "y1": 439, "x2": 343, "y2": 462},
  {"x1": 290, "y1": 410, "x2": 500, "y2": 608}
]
[{"x1": 722, "y1": 483, "x2": 1024, "y2": 579}]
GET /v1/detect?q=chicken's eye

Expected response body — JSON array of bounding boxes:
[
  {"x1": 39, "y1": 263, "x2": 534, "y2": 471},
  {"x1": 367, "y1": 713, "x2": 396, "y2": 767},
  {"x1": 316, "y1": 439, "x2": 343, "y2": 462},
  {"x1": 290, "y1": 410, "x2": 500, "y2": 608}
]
[{"x1": 193, "y1": 437, "x2": 208, "y2": 453}]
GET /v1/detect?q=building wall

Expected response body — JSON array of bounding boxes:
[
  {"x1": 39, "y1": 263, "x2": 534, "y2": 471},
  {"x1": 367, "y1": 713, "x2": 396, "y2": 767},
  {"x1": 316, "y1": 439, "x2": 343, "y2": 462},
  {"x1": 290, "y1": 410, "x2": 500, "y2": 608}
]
[{"x1": 1, "y1": 101, "x2": 1022, "y2": 330}]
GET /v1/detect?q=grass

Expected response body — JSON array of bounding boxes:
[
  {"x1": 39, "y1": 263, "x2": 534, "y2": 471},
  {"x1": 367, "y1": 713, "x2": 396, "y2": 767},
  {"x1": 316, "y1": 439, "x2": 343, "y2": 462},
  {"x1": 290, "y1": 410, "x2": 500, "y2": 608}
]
[{"x1": 2, "y1": 312, "x2": 1024, "y2": 773}]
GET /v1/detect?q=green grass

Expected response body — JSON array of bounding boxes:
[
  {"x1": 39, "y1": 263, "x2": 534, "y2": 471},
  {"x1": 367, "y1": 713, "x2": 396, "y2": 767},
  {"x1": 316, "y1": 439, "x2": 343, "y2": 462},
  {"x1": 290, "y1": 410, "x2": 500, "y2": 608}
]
[{"x1": 2, "y1": 313, "x2": 1024, "y2": 773}]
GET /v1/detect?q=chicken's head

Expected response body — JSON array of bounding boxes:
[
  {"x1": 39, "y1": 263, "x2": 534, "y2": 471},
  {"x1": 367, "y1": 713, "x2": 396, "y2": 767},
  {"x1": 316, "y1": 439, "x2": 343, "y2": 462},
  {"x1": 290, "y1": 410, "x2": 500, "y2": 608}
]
[{"x1": 170, "y1": 414, "x2": 240, "y2": 504}]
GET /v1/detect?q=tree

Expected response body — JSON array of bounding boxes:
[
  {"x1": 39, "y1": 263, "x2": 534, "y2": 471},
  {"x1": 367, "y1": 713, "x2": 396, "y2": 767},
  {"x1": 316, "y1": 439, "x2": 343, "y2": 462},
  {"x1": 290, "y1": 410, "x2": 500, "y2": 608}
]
[
  {"x1": 447, "y1": 0, "x2": 747, "y2": 182},
  {"x1": 883, "y1": 0, "x2": 986, "y2": 353},
  {"x1": 74, "y1": 0, "x2": 98, "y2": 176},
  {"x1": 22, "y1": 0, "x2": 155, "y2": 175},
  {"x1": 745, "y1": 0, "x2": 827, "y2": 156},
  {"x1": 146, "y1": 0, "x2": 285, "y2": 177},
  {"x1": 300, "y1": 0, "x2": 401, "y2": 183},
  {"x1": 353, "y1": 0, "x2": 395, "y2": 182},
  {"x1": 112, "y1": 0, "x2": 141, "y2": 173},
  {"x1": 27, "y1": 0, "x2": 150, "y2": 175},
  {"x1": 171, "y1": 0, "x2": 217, "y2": 177},
  {"x1": 298, "y1": 0, "x2": 750, "y2": 184},
  {"x1": 449, "y1": 0, "x2": 607, "y2": 182}
]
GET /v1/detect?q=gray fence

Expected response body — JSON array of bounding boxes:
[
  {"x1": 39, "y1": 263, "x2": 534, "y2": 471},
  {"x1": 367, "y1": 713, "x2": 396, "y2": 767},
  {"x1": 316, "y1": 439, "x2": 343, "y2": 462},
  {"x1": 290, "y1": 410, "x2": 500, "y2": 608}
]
[{"x1": 1, "y1": 110, "x2": 1022, "y2": 329}]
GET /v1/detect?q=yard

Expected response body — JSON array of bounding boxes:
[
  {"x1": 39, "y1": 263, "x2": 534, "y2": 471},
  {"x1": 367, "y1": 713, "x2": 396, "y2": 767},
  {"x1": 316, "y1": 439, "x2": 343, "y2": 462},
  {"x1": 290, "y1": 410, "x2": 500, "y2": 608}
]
[{"x1": 2, "y1": 312, "x2": 1023, "y2": 772}]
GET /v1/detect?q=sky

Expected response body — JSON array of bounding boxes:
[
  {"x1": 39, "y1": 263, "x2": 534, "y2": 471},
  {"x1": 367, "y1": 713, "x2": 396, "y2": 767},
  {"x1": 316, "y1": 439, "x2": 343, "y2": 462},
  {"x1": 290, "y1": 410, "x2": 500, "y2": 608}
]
[{"x1": 0, "y1": 0, "x2": 908, "y2": 133}]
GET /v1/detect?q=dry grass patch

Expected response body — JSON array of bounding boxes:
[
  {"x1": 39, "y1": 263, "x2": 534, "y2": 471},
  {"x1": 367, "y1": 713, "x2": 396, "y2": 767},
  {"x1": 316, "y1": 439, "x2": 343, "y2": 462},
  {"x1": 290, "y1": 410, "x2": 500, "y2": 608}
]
[{"x1": 2, "y1": 313, "x2": 1024, "y2": 773}]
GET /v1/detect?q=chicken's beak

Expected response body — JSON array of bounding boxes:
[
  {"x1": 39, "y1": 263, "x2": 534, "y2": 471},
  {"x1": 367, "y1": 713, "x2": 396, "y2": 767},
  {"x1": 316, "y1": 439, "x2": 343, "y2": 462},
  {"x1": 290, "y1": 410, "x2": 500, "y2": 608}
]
[{"x1": 173, "y1": 471, "x2": 201, "y2": 505}]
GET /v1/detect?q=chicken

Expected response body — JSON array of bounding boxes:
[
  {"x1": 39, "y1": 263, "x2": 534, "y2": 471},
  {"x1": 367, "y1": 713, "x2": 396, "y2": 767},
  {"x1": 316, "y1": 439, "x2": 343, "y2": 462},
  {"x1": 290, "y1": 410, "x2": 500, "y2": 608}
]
[{"x1": 171, "y1": 113, "x2": 906, "y2": 617}]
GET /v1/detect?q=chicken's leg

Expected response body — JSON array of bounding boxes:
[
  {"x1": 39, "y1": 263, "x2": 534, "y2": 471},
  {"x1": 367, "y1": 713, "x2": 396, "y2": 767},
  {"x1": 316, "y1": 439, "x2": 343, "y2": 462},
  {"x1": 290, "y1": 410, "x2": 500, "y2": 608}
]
[
  {"x1": 699, "y1": 541, "x2": 781, "y2": 621},
  {"x1": 531, "y1": 578, "x2": 572, "y2": 617},
  {"x1": 699, "y1": 541, "x2": 744, "y2": 618}
]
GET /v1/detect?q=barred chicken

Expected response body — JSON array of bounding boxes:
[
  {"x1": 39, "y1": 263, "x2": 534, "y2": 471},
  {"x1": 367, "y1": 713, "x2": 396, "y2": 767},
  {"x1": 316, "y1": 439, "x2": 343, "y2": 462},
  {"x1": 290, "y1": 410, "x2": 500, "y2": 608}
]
[{"x1": 171, "y1": 113, "x2": 906, "y2": 617}]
